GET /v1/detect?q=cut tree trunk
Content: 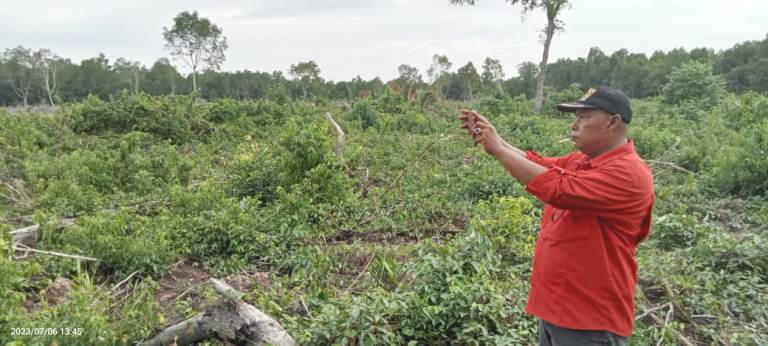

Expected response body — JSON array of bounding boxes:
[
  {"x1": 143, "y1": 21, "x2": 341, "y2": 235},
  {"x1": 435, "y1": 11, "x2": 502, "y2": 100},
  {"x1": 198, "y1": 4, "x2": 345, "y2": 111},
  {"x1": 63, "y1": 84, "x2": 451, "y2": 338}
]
[
  {"x1": 324, "y1": 112, "x2": 345, "y2": 159},
  {"x1": 138, "y1": 278, "x2": 296, "y2": 346}
]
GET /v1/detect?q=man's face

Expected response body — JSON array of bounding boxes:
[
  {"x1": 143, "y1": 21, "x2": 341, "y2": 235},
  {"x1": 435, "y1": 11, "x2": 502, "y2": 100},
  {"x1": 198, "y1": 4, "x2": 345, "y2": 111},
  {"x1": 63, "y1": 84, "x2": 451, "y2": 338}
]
[{"x1": 570, "y1": 108, "x2": 620, "y2": 156}]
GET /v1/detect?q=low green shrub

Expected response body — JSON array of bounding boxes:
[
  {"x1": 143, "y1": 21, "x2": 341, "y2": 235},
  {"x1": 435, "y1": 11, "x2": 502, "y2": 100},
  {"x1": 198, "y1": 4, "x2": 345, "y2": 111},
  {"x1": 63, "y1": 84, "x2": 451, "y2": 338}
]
[
  {"x1": 65, "y1": 92, "x2": 207, "y2": 143},
  {"x1": 51, "y1": 211, "x2": 178, "y2": 276}
]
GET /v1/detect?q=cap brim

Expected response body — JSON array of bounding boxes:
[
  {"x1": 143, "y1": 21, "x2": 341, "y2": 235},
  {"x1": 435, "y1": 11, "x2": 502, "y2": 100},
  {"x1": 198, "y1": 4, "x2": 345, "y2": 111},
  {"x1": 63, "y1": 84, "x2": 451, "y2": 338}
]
[{"x1": 556, "y1": 102, "x2": 597, "y2": 113}]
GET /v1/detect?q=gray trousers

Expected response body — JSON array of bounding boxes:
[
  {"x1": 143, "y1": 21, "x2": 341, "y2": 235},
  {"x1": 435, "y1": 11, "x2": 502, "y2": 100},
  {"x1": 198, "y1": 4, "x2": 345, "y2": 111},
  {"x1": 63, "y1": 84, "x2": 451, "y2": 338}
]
[{"x1": 538, "y1": 319, "x2": 627, "y2": 346}]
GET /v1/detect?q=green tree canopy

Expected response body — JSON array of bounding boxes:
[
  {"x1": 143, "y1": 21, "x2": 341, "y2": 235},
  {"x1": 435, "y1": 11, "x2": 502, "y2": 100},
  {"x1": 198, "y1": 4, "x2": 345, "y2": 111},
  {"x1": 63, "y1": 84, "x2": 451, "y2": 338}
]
[
  {"x1": 661, "y1": 61, "x2": 727, "y2": 109},
  {"x1": 427, "y1": 54, "x2": 452, "y2": 84},
  {"x1": 2, "y1": 46, "x2": 35, "y2": 106},
  {"x1": 289, "y1": 60, "x2": 322, "y2": 99},
  {"x1": 162, "y1": 11, "x2": 228, "y2": 92}
]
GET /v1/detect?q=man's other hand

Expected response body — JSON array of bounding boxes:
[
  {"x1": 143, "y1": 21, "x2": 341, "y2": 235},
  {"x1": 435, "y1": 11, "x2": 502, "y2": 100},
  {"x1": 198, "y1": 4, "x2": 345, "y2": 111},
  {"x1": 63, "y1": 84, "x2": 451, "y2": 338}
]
[{"x1": 457, "y1": 109, "x2": 504, "y2": 156}]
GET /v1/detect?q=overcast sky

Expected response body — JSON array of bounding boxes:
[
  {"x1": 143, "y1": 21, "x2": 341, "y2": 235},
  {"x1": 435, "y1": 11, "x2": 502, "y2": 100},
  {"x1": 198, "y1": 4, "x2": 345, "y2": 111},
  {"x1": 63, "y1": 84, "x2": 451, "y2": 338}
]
[{"x1": 1, "y1": 0, "x2": 766, "y2": 81}]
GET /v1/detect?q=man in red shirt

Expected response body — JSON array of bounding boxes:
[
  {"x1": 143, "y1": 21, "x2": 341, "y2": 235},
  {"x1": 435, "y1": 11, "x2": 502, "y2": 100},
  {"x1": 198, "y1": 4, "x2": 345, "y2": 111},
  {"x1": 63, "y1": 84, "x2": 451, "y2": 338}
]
[{"x1": 459, "y1": 86, "x2": 654, "y2": 345}]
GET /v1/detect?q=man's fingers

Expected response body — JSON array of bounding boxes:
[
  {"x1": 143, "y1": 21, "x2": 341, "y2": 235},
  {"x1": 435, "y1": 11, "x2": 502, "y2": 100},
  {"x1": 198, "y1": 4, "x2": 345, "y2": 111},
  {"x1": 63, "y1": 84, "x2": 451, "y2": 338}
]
[
  {"x1": 460, "y1": 123, "x2": 477, "y2": 135},
  {"x1": 458, "y1": 110, "x2": 491, "y2": 146},
  {"x1": 461, "y1": 109, "x2": 482, "y2": 118},
  {"x1": 474, "y1": 113, "x2": 490, "y2": 124},
  {"x1": 474, "y1": 122, "x2": 491, "y2": 131}
]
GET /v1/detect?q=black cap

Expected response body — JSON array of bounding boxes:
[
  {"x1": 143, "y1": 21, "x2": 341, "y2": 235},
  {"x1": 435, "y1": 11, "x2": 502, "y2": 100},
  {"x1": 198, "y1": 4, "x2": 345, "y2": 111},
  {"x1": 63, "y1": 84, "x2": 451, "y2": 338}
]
[{"x1": 556, "y1": 86, "x2": 633, "y2": 124}]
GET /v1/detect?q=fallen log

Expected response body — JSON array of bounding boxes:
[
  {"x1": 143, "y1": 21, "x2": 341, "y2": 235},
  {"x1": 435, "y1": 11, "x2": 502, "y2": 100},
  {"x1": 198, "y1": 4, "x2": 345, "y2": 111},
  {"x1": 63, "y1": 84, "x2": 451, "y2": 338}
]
[
  {"x1": 138, "y1": 278, "x2": 296, "y2": 346},
  {"x1": 10, "y1": 224, "x2": 40, "y2": 246},
  {"x1": 8, "y1": 218, "x2": 76, "y2": 246}
]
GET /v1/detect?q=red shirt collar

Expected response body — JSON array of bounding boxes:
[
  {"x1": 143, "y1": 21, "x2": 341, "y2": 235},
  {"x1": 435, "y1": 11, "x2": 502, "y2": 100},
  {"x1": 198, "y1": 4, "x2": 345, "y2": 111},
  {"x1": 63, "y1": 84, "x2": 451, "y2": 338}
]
[{"x1": 578, "y1": 139, "x2": 636, "y2": 168}]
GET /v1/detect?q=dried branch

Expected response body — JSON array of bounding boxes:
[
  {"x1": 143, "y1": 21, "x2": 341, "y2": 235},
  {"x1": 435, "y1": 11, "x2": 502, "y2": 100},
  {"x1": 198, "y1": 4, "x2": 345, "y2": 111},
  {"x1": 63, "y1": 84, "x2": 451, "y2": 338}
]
[
  {"x1": 12, "y1": 242, "x2": 98, "y2": 262},
  {"x1": 656, "y1": 302, "x2": 674, "y2": 346},
  {"x1": 647, "y1": 160, "x2": 697, "y2": 175},
  {"x1": 377, "y1": 133, "x2": 453, "y2": 203},
  {"x1": 642, "y1": 304, "x2": 694, "y2": 346},
  {"x1": 636, "y1": 303, "x2": 670, "y2": 321},
  {"x1": 661, "y1": 280, "x2": 728, "y2": 346},
  {"x1": 655, "y1": 136, "x2": 681, "y2": 162},
  {"x1": 341, "y1": 255, "x2": 374, "y2": 296},
  {"x1": 112, "y1": 270, "x2": 141, "y2": 292}
]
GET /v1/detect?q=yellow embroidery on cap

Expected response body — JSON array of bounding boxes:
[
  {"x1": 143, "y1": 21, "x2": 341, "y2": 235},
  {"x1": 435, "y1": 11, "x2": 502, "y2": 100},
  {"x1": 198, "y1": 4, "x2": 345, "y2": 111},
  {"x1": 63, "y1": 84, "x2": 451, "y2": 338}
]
[{"x1": 580, "y1": 87, "x2": 597, "y2": 101}]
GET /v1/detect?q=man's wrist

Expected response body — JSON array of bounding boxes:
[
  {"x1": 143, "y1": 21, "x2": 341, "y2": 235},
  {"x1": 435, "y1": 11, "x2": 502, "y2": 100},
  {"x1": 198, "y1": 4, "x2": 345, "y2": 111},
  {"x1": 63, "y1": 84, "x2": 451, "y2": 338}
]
[
  {"x1": 502, "y1": 140, "x2": 526, "y2": 157},
  {"x1": 489, "y1": 143, "x2": 507, "y2": 158}
]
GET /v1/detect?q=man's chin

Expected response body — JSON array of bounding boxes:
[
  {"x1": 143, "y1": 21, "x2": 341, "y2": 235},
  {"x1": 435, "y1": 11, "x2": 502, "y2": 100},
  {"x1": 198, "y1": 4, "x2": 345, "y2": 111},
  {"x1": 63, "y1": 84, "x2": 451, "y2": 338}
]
[{"x1": 571, "y1": 140, "x2": 581, "y2": 150}]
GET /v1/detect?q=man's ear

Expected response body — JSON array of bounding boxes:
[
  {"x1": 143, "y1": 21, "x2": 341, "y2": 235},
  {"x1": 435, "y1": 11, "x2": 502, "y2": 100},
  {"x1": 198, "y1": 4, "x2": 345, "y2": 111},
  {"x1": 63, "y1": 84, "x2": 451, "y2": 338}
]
[{"x1": 607, "y1": 113, "x2": 621, "y2": 129}]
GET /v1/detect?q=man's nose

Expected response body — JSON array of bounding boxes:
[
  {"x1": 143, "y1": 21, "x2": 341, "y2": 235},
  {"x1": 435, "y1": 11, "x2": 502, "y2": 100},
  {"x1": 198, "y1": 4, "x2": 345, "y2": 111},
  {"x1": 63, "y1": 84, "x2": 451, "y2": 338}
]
[{"x1": 570, "y1": 120, "x2": 578, "y2": 131}]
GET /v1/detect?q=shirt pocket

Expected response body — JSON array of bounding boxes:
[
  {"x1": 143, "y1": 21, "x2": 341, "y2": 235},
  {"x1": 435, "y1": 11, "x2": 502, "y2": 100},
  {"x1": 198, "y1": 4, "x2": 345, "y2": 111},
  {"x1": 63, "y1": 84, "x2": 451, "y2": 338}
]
[{"x1": 541, "y1": 208, "x2": 589, "y2": 241}]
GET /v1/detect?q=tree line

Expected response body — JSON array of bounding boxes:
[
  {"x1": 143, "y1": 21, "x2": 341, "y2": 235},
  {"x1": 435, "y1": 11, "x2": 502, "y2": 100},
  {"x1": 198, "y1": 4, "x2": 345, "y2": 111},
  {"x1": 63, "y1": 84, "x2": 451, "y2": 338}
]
[{"x1": 1, "y1": 34, "x2": 766, "y2": 107}]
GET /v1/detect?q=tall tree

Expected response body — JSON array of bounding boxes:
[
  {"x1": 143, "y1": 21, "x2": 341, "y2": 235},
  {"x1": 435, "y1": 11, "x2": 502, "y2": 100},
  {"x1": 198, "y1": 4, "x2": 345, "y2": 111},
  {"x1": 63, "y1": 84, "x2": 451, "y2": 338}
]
[
  {"x1": 289, "y1": 60, "x2": 322, "y2": 99},
  {"x1": 397, "y1": 64, "x2": 422, "y2": 85},
  {"x1": 457, "y1": 62, "x2": 482, "y2": 100},
  {"x1": 32, "y1": 49, "x2": 61, "y2": 106},
  {"x1": 68, "y1": 53, "x2": 118, "y2": 100},
  {"x1": 450, "y1": 0, "x2": 570, "y2": 113},
  {"x1": 481, "y1": 57, "x2": 505, "y2": 83},
  {"x1": 481, "y1": 57, "x2": 505, "y2": 95},
  {"x1": 396, "y1": 64, "x2": 423, "y2": 98},
  {"x1": 427, "y1": 54, "x2": 452, "y2": 83},
  {"x1": 163, "y1": 11, "x2": 228, "y2": 92},
  {"x1": 113, "y1": 58, "x2": 143, "y2": 94},
  {"x1": 2, "y1": 46, "x2": 36, "y2": 106},
  {"x1": 144, "y1": 58, "x2": 183, "y2": 95},
  {"x1": 511, "y1": 61, "x2": 538, "y2": 97}
]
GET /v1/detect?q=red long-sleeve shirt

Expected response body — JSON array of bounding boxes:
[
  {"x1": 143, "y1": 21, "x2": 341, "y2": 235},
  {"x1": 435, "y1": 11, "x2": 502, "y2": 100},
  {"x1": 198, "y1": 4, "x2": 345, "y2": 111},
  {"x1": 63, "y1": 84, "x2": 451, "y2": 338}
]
[{"x1": 523, "y1": 139, "x2": 654, "y2": 337}]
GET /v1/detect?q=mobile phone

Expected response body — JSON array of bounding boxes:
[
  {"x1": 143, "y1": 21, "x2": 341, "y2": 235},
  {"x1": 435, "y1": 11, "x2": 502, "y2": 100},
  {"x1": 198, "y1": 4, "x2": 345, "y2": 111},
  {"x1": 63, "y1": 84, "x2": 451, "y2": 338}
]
[{"x1": 467, "y1": 111, "x2": 477, "y2": 133}]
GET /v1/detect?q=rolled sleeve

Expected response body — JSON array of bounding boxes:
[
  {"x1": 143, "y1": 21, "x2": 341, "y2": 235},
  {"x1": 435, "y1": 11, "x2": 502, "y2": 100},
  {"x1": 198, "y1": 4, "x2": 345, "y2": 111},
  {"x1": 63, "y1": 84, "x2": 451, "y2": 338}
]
[
  {"x1": 525, "y1": 165, "x2": 571, "y2": 201},
  {"x1": 525, "y1": 150, "x2": 572, "y2": 168},
  {"x1": 526, "y1": 151, "x2": 562, "y2": 168},
  {"x1": 525, "y1": 164, "x2": 641, "y2": 216}
]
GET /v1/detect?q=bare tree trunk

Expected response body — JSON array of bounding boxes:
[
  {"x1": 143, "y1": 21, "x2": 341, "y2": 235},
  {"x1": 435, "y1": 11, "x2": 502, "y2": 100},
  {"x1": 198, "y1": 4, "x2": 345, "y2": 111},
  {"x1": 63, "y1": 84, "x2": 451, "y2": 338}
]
[
  {"x1": 192, "y1": 70, "x2": 198, "y2": 92},
  {"x1": 324, "y1": 112, "x2": 345, "y2": 159},
  {"x1": 170, "y1": 78, "x2": 177, "y2": 95},
  {"x1": 46, "y1": 84, "x2": 55, "y2": 106},
  {"x1": 11, "y1": 82, "x2": 31, "y2": 107},
  {"x1": 133, "y1": 72, "x2": 140, "y2": 95},
  {"x1": 533, "y1": 19, "x2": 556, "y2": 114},
  {"x1": 50, "y1": 67, "x2": 57, "y2": 106},
  {"x1": 43, "y1": 68, "x2": 57, "y2": 107},
  {"x1": 21, "y1": 87, "x2": 29, "y2": 107}
]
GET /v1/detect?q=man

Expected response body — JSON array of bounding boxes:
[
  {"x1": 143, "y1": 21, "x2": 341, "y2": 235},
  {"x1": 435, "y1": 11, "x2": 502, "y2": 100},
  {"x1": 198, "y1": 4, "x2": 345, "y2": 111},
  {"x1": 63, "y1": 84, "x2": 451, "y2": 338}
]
[{"x1": 458, "y1": 86, "x2": 654, "y2": 345}]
